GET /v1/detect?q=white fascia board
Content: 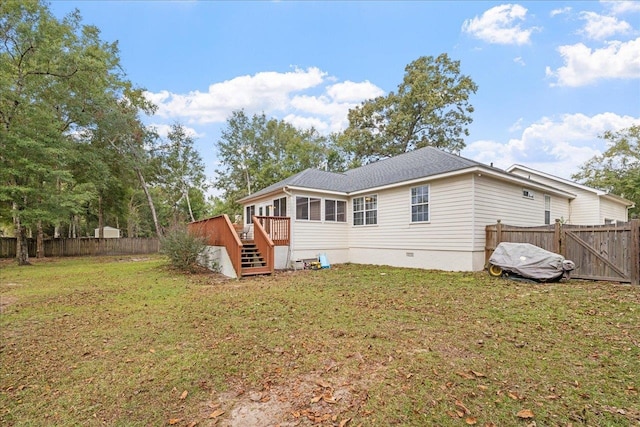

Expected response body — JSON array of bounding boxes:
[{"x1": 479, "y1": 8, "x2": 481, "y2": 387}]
[
  {"x1": 481, "y1": 167, "x2": 577, "y2": 199},
  {"x1": 508, "y1": 164, "x2": 634, "y2": 206},
  {"x1": 237, "y1": 188, "x2": 286, "y2": 205},
  {"x1": 286, "y1": 186, "x2": 349, "y2": 197},
  {"x1": 507, "y1": 164, "x2": 605, "y2": 195},
  {"x1": 601, "y1": 193, "x2": 635, "y2": 207}
]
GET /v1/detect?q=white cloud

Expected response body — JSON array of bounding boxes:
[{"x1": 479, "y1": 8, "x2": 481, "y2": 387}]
[
  {"x1": 462, "y1": 4, "x2": 539, "y2": 45},
  {"x1": 326, "y1": 80, "x2": 384, "y2": 102},
  {"x1": 546, "y1": 37, "x2": 640, "y2": 86},
  {"x1": 146, "y1": 67, "x2": 327, "y2": 124},
  {"x1": 509, "y1": 117, "x2": 524, "y2": 132},
  {"x1": 601, "y1": 0, "x2": 640, "y2": 15},
  {"x1": 282, "y1": 114, "x2": 331, "y2": 133},
  {"x1": 579, "y1": 11, "x2": 632, "y2": 40},
  {"x1": 145, "y1": 68, "x2": 384, "y2": 133},
  {"x1": 513, "y1": 56, "x2": 526, "y2": 66},
  {"x1": 147, "y1": 123, "x2": 203, "y2": 139},
  {"x1": 463, "y1": 112, "x2": 640, "y2": 179},
  {"x1": 550, "y1": 7, "x2": 572, "y2": 17}
]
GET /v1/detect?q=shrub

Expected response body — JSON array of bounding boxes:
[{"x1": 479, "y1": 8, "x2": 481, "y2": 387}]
[{"x1": 160, "y1": 226, "x2": 208, "y2": 272}]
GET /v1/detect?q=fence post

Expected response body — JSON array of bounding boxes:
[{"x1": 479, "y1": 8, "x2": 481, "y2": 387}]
[
  {"x1": 630, "y1": 219, "x2": 639, "y2": 286},
  {"x1": 496, "y1": 220, "x2": 502, "y2": 245},
  {"x1": 554, "y1": 219, "x2": 562, "y2": 255}
]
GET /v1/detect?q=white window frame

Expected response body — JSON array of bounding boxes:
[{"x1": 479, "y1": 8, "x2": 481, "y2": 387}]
[
  {"x1": 544, "y1": 194, "x2": 551, "y2": 225},
  {"x1": 410, "y1": 185, "x2": 430, "y2": 223},
  {"x1": 353, "y1": 194, "x2": 377, "y2": 226},
  {"x1": 245, "y1": 205, "x2": 255, "y2": 225},
  {"x1": 273, "y1": 197, "x2": 287, "y2": 217},
  {"x1": 325, "y1": 199, "x2": 347, "y2": 222},
  {"x1": 522, "y1": 188, "x2": 535, "y2": 199},
  {"x1": 296, "y1": 196, "x2": 321, "y2": 221}
]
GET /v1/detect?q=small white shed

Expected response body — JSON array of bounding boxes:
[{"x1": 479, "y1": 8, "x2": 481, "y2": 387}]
[{"x1": 95, "y1": 226, "x2": 120, "y2": 239}]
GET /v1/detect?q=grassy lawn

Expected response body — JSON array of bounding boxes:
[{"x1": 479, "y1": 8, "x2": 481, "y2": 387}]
[{"x1": 1, "y1": 256, "x2": 639, "y2": 426}]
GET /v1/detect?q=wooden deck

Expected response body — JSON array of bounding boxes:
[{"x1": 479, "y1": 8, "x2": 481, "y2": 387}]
[{"x1": 188, "y1": 215, "x2": 290, "y2": 277}]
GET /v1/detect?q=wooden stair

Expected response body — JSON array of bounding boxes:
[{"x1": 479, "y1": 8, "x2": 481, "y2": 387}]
[{"x1": 241, "y1": 241, "x2": 271, "y2": 276}]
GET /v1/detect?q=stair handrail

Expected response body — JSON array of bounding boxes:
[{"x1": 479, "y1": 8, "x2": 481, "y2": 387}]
[
  {"x1": 188, "y1": 214, "x2": 243, "y2": 277},
  {"x1": 252, "y1": 216, "x2": 274, "y2": 274}
]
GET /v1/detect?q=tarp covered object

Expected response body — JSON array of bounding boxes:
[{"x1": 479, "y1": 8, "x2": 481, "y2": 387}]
[{"x1": 489, "y1": 242, "x2": 567, "y2": 281}]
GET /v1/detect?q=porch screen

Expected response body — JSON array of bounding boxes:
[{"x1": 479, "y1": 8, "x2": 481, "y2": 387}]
[
  {"x1": 296, "y1": 196, "x2": 320, "y2": 221},
  {"x1": 273, "y1": 197, "x2": 287, "y2": 217}
]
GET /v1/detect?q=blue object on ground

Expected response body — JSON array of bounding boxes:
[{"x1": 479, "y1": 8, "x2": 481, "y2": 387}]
[{"x1": 318, "y1": 253, "x2": 330, "y2": 268}]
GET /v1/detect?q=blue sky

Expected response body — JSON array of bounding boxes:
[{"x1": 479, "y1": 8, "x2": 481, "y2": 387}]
[{"x1": 50, "y1": 1, "x2": 640, "y2": 190}]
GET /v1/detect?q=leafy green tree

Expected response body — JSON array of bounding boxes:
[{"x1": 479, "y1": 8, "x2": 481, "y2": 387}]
[
  {"x1": 88, "y1": 94, "x2": 162, "y2": 238},
  {"x1": 157, "y1": 123, "x2": 208, "y2": 223},
  {"x1": 0, "y1": 1, "x2": 152, "y2": 263},
  {"x1": 572, "y1": 125, "x2": 640, "y2": 219},
  {"x1": 215, "y1": 110, "x2": 333, "y2": 215},
  {"x1": 339, "y1": 54, "x2": 478, "y2": 166}
]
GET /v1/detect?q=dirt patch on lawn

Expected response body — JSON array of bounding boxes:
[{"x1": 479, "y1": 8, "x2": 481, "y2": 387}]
[{"x1": 201, "y1": 373, "x2": 369, "y2": 426}]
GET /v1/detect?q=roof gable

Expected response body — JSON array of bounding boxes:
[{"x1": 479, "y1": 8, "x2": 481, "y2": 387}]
[{"x1": 507, "y1": 164, "x2": 634, "y2": 206}]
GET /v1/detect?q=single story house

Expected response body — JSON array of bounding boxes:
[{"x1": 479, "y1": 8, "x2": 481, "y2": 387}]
[{"x1": 190, "y1": 147, "x2": 633, "y2": 278}]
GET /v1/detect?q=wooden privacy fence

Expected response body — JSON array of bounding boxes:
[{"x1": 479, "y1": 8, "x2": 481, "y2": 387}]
[
  {"x1": 0, "y1": 237, "x2": 160, "y2": 258},
  {"x1": 486, "y1": 219, "x2": 640, "y2": 285}
]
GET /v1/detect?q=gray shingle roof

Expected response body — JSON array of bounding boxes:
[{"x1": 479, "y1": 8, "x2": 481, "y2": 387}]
[
  {"x1": 239, "y1": 146, "x2": 483, "y2": 202},
  {"x1": 344, "y1": 146, "x2": 481, "y2": 191}
]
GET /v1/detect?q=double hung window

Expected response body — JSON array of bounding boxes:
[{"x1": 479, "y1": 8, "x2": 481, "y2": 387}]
[
  {"x1": 411, "y1": 186, "x2": 429, "y2": 223},
  {"x1": 325, "y1": 200, "x2": 346, "y2": 222},
  {"x1": 353, "y1": 195, "x2": 377, "y2": 225}
]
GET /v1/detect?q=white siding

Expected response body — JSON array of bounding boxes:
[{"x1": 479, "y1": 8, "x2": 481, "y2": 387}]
[
  {"x1": 470, "y1": 174, "x2": 572, "y2": 269},
  {"x1": 290, "y1": 190, "x2": 350, "y2": 264},
  {"x1": 345, "y1": 175, "x2": 478, "y2": 270},
  {"x1": 348, "y1": 248, "x2": 476, "y2": 271},
  {"x1": 473, "y1": 174, "x2": 571, "y2": 237},
  {"x1": 512, "y1": 167, "x2": 629, "y2": 223},
  {"x1": 474, "y1": 174, "x2": 549, "y2": 227},
  {"x1": 600, "y1": 198, "x2": 629, "y2": 223}
]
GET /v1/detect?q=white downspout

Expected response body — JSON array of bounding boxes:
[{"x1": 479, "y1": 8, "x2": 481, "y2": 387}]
[{"x1": 283, "y1": 186, "x2": 294, "y2": 268}]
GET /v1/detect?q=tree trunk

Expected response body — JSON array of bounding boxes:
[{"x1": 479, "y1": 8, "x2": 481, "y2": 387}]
[
  {"x1": 135, "y1": 167, "x2": 162, "y2": 238},
  {"x1": 36, "y1": 220, "x2": 44, "y2": 258},
  {"x1": 98, "y1": 194, "x2": 104, "y2": 239},
  {"x1": 15, "y1": 221, "x2": 30, "y2": 266},
  {"x1": 12, "y1": 203, "x2": 30, "y2": 265},
  {"x1": 185, "y1": 189, "x2": 195, "y2": 222},
  {"x1": 127, "y1": 194, "x2": 136, "y2": 238},
  {"x1": 71, "y1": 216, "x2": 78, "y2": 238}
]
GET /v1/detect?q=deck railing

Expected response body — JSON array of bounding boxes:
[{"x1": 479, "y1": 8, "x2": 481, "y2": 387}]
[
  {"x1": 188, "y1": 214, "x2": 242, "y2": 276},
  {"x1": 255, "y1": 216, "x2": 290, "y2": 246}
]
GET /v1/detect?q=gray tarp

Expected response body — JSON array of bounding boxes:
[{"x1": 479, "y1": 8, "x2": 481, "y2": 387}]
[{"x1": 489, "y1": 242, "x2": 566, "y2": 281}]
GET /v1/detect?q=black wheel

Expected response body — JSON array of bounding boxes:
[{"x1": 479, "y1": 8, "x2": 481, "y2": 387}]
[{"x1": 488, "y1": 263, "x2": 503, "y2": 277}]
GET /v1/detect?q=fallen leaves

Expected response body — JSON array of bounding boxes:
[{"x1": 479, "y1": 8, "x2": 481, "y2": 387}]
[
  {"x1": 457, "y1": 370, "x2": 486, "y2": 380},
  {"x1": 455, "y1": 400, "x2": 471, "y2": 415},
  {"x1": 517, "y1": 409, "x2": 535, "y2": 419},
  {"x1": 209, "y1": 409, "x2": 224, "y2": 418}
]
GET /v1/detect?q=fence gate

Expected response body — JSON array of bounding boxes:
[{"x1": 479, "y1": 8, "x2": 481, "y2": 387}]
[
  {"x1": 486, "y1": 219, "x2": 640, "y2": 285},
  {"x1": 562, "y1": 224, "x2": 637, "y2": 283}
]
